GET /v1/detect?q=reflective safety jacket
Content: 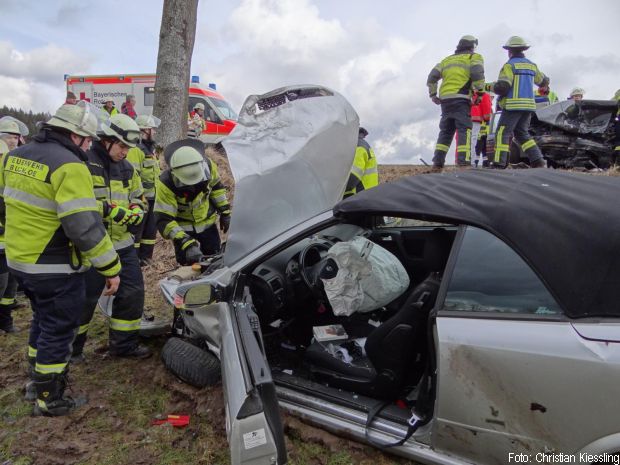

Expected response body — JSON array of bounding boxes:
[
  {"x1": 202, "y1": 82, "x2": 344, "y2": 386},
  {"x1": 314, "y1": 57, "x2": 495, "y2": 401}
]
[
  {"x1": 343, "y1": 138, "x2": 379, "y2": 198},
  {"x1": 103, "y1": 107, "x2": 119, "y2": 116},
  {"x1": 535, "y1": 88, "x2": 558, "y2": 105},
  {"x1": 154, "y1": 158, "x2": 230, "y2": 243},
  {"x1": 0, "y1": 129, "x2": 120, "y2": 276},
  {"x1": 496, "y1": 57, "x2": 547, "y2": 111},
  {"x1": 126, "y1": 139, "x2": 159, "y2": 199},
  {"x1": 187, "y1": 111, "x2": 205, "y2": 138},
  {"x1": 471, "y1": 92, "x2": 493, "y2": 123},
  {"x1": 427, "y1": 51, "x2": 485, "y2": 100},
  {"x1": 0, "y1": 150, "x2": 7, "y2": 252},
  {"x1": 86, "y1": 141, "x2": 144, "y2": 251}
]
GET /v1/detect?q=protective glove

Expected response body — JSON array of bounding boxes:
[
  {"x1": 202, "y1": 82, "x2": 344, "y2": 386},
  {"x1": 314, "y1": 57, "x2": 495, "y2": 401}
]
[
  {"x1": 126, "y1": 205, "x2": 145, "y2": 226},
  {"x1": 431, "y1": 95, "x2": 441, "y2": 105},
  {"x1": 184, "y1": 244, "x2": 203, "y2": 264},
  {"x1": 108, "y1": 205, "x2": 133, "y2": 225},
  {"x1": 219, "y1": 214, "x2": 231, "y2": 234}
]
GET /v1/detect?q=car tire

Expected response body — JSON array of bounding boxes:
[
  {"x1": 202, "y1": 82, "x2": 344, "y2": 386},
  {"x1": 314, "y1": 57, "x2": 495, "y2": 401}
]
[{"x1": 161, "y1": 337, "x2": 221, "y2": 387}]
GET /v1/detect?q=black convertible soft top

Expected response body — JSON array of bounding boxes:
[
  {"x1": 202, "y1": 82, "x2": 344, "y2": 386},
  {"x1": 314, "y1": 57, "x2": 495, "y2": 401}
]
[{"x1": 335, "y1": 170, "x2": 620, "y2": 318}]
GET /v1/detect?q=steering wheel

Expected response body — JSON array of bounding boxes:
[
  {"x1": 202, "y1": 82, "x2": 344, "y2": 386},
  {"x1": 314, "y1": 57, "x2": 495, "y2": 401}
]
[{"x1": 299, "y1": 240, "x2": 333, "y2": 294}]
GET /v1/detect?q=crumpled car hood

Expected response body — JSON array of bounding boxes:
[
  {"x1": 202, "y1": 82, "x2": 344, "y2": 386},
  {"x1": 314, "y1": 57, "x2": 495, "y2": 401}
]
[{"x1": 222, "y1": 85, "x2": 359, "y2": 266}]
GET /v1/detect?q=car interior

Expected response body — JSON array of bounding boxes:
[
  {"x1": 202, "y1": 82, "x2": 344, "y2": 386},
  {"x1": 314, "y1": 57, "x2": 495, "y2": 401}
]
[{"x1": 241, "y1": 217, "x2": 458, "y2": 429}]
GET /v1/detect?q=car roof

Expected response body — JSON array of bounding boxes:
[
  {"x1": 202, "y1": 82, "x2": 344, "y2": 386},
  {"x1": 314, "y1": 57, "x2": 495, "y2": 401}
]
[{"x1": 335, "y1": 169, "x2": 620, "y2": 318}]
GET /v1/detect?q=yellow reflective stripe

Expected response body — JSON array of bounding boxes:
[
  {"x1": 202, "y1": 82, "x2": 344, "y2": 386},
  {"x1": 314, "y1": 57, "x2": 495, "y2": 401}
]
[
  {"x1": 495, "y1": 126, "x2": 507, "y2": 163},
  {"x1": 521, "y1": 140, "x2": 536, "y2": 151},
  {"x1": 164, "y1": 224, "x2": 185, "y2": 239},
  {"x1": 4, "y1": 187, "x2": 56, "y2": 211},
  {"x1": 110, "y1": 191, "x2": 128, "y2": 201},
  {"x1": 78, "y1": 323, "x2": 89, "y2": 335},
  {"x1": 94, "y1": 187, "x2": 108, "y2": 198},
  {"x1": 435, "y1": 144, "x2": 450, "y2": 153},
  {"x1": 350, "y1": 165, "x2": 364, "y2": 179},
  {"x1": 0, "y1": 297, "x2": 15, "y2": 305},
  {"x1": 113, "y1": 237, "x2": 135, "y2": 251},
  {"x1": 140, "y1": 238, "x2": 156, "y2": 245},
  {"x1": 28, "y1": 346, "x2": 37, "y2": 358},
  {"x1": 35, "y1": 362, "x2": 68, "y2": 374},
  {"x1": 8, "y1": 260, "x2": 88, "y2": 274},
  {"x1": 514, "y1": 63, "x2": 537, "y2": 71},
  {"x1": 109, "y1": 317, "x2": 141, "y2": 332},
  {"x1": 154, "y1": 201, "x2": 176, "y2": 215},
  {"x1": 57, "y1": 198, "x2": 98, "y2": 216}
]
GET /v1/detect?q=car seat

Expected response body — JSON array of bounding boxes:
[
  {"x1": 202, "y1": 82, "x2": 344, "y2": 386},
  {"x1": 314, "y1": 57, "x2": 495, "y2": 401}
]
[{"x1": 304, "y1": 228, "x2": 452, "y2": 399}]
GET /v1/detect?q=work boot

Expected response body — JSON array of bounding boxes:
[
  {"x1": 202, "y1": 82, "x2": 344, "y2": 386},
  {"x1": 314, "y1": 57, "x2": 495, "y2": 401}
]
[
  {"x1": 70, "y1": 353, "x2": 86, "y2": 364},
  {"x1": 24, "y1": 356, "x2": 36, "y2": 401},
  {"x1": 71, "y1": 332, "x2": 88, "y2": 363},
  {"x1": 530, "y1": 158, "x2": 547, "y2": 168},
  {"x1": 431, "y1": 164, "x2": 443, "y2": 173},
  {"x1": 0, "y1": 308, "x2": 15, "y2": 333},
  {"x1": 110, "y1": 343, "x2": 152, "y2": 359},
  {"x1": 32, "y1": 372, "x2": 86, "y2": 417}
]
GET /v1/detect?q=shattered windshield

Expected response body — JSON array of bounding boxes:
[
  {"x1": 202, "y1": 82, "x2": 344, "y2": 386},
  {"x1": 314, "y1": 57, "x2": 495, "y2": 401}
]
[{"x1": 535, "y1": 100, "x2": 616, "y2": 135}]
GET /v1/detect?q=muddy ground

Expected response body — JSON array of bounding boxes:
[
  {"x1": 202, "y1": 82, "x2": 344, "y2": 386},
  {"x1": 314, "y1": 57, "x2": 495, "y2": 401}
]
[{"x1": 0, "y1": 157, "x2": 428, "y2": 465}]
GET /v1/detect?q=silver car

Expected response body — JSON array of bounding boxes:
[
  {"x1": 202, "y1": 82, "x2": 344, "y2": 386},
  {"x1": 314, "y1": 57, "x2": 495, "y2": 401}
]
[{"x1": 160, "y1": 85, "x2": 620, "y2": 465}]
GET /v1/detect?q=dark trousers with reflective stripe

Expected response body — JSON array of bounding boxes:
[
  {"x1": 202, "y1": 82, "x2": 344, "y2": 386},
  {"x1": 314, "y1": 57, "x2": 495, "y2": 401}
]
[
  {"x1": 12, "y1": 270, "x2": 84, "y2": 374},
  {"x1": 494, "y1": 110, "x2": 543, "y2": 166},
  {"x1": 75, "y1": 246, "x2": 144, "y2": 355},
  {"x1": 134, "y1": 199, "x2": 157, "y2": 263},
  {"x1": 433, "y1": 99, "x2": 472, "y2": 167},
  {"x1": 174, "y1": 225, "x2": 221, "y2": 264}
]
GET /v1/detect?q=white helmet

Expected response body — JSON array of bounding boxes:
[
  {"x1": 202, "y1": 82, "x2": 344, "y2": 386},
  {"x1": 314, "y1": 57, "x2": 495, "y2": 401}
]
[
  {"x1": 47, "y1": 101, "x2": 102, "y2": 140},
  {"x1": 135, "y1": 114, "x2": 161, "y2": 130},
  {"x1": 570, "y1": 87, "x2": 585, "y2": 98},
  {"x1": 0, "y1": 116, "x2": 29, "y2": 136},
  {"x1": 99, "y1": 114, "x2": 141, "y2": 147},
  {"x1": 193, "y1": 102, "x2": 205, "y2": 111},
  {"x1": 165, "y1": 139, "x2": 210, "y2": 186}
]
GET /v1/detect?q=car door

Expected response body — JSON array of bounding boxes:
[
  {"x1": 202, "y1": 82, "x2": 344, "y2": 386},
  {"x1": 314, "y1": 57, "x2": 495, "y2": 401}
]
[{"x1": 432, "y1": 226, "x2": 620, "y2": 464}]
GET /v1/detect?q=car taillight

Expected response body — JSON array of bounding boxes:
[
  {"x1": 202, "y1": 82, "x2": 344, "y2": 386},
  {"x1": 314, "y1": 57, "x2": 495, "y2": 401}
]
[{"x1": 174, "y1": 293, "x2": 184, "y2": 309}]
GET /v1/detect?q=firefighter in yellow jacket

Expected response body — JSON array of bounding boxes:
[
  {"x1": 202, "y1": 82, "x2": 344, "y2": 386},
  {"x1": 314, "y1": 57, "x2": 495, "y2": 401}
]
[
  {"x1": 126, "y1": 114, "x2": 161, "y2": 265},
  {"x1": 343, "y1": 127, "x2": 379, "y2": 198},
  {"x1": 72, "y1": 114, "x2": 151, "y2": 361},
  {"x1": 0, "y1": 101, "x2": 121, "y2": 416},
  {"x1": 427, "y1": 35, "x2": 486, "y2": 169},
  {"x1": 0, "y1": 116, "x2": 29, "y2": 333},
  {"x1": 155, "y1": 139, "x2": 230, "y2": 265}
]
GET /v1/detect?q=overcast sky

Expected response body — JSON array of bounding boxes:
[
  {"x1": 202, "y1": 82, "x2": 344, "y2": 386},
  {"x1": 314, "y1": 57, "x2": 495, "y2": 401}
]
[{"x1": 1, "y1": 0, "x2": 618, "y2": 164}]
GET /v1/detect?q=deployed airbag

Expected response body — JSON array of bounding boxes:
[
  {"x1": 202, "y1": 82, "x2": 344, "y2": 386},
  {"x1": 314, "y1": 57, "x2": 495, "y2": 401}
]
[{"x1": 321, "y1": 236, "x2": 409, "y2": 316}]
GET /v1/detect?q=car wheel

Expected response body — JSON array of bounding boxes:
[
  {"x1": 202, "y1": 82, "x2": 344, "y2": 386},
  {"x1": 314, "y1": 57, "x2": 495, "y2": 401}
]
[{"x1": 161, "y1": 337, "x2": 221, "y2": 387}]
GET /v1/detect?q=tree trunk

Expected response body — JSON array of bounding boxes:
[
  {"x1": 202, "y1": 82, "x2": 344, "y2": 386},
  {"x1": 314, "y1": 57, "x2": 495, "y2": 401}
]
[{"x1": 153, "y1": 0, "x2": 199, "y2": 150}]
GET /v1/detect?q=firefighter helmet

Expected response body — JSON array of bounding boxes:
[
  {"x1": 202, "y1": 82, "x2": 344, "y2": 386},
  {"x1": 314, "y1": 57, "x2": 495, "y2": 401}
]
[
  {"x1": 0, "y1": 116, "x2": 29, "y2": 136},
  {"x1": 570, "y1": 87, "x2": 585, "y2": 98},
  {"x1": 503, "y1": 36, "x2": 530, "y2": 50},
  {"x1": 99, "y1": 114, "x2": 141, "y2": 147},
  {"x1": 135, "y1": 114, "x2": 162, "y2": 130},
  {"x1": 193, "y1": 102, "x2": 205, "y2": 111},
  {"x1": 46, "y1": 101, "x2": 101, "y2": 140},
  {"x1": 169, "y1": 145, "x2": 210, "y2": 186},
  {"x1": 457, "y1": 35, "x2": 478, "y2": 50}
]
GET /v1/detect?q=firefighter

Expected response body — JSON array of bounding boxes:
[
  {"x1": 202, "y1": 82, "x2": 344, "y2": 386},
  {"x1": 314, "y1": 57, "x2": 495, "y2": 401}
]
[
  {"x1": 188, "y1": 102, "x2": 206, "y2": 138},
  {"x1": 343, "y1": 127, "x2": 379, "y2": 198},
  {"x1": 535, "y1": 85, "x2": 558, "y2": 105},
  {"x1": 492, "y1": 36, "x2": 549, "y2": 168},
  {"x1": 72, "y1": 114, "x2": 151, "y2": 361},
  {"x1": 427, "y1": 35, "x2": 486, "y2": 169},
  {"x1": 127, "y1": 115, "x2": 161, "y2": 265},
  {"x1": 0, "y1": 101, "x2": 121, "y2": 416},
  {"x1": 154, "y1": 139, "x2": 230, "y2": 265},
  {"x1": 103, "y1": 99, "x2": 119, "y2": 116},
  {"x1": 568, "y1": 87, "x2": 585, "y2": 101},
  {"x1": 0, "y1": 116, "x2": 29, "y2": 333}
]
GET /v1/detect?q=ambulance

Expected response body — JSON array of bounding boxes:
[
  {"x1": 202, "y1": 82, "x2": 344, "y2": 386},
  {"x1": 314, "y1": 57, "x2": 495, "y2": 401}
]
[{"x1": 65, "y1": 74, "x2": 237, "y2": 144}]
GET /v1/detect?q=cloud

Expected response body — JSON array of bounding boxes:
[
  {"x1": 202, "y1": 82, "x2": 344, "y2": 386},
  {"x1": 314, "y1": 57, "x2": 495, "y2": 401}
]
[
  {"x1": 0, "y1": 41, "x2": 91, "y2": 113},
  {"x1": 0, "y1": 41, "x2": 91, "y2": 85}
]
